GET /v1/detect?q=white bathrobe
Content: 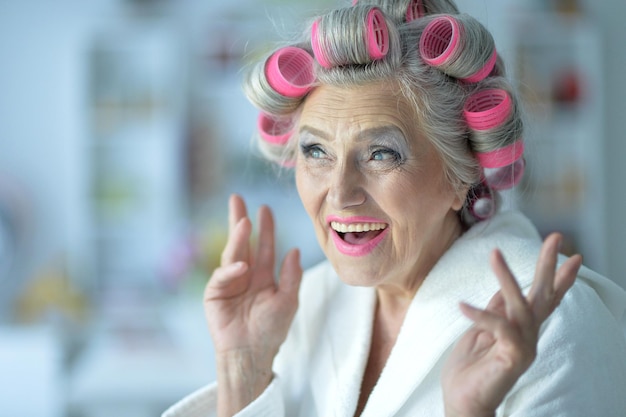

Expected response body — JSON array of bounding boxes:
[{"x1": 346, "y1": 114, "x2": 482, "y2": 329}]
[{"x1": 163, "y1": 211, "x2": 626, "y2": 417}]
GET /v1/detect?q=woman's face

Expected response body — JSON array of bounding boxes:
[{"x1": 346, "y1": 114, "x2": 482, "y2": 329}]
[{"x1": 295, "y1": 81, "x2": 465, "y2": 293}]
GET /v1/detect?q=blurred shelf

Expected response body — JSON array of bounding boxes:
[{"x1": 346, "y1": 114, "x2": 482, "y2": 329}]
[{"x1": 511, "y1": 11, "x2": 606, "y2": 270}]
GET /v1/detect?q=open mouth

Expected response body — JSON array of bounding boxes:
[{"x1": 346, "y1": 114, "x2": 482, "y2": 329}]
[
  {"x1": 329, "y1": 220, "x2": 389, "y2": 257},
  {"x1": 331, "y1": 221, "x2": 387, "y2": 244}
]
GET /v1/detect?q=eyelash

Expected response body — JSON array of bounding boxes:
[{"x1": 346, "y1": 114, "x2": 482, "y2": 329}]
[
  {"x1": 300, "y1": 143, "x2": 403, "y2": 165},
  {"x1": 300, "y1": 143, "x2": 326, "y2": 159},
  {"x1": 370, "y1": 147, "x2": 401, "y2": 162}
]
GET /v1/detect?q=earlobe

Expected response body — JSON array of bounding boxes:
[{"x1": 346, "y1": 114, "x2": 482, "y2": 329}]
[
  {"x1": 452, "y1": 197, "x2": 464, "y2": 212},
  {"x1": 452, "y1": 185, "x2": 470, "y2": 211}
]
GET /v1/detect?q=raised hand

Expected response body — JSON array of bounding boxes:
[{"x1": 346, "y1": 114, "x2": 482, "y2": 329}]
[
  {"x1": 441, "y1": 233, "x2": 583, "y2": 417},
  {"x1": 203, "y1": 194, "x2": 303, "y2": 417}
]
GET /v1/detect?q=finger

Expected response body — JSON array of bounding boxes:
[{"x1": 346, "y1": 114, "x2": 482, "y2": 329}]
[
  {"x1": 549, "y1": 254, "x2": 582, "y2": 316},
  {"x1": 278, "y1": 248, "x2": 303, "y2": 297},
  {"x1": 220, "y1": 216, "x2": 252, "y2": 265},
  {"x1": 490, "y1": 249, "x2": 532, "y2": 327},
  {"x1": 204, "y1": 261, "x2": 249, "y2": 300},
  {"x1": 255, "y1": 205, "x2": 276, "y2": 273},
  {"x1": 459, "y1": 302, "x2": 500, "y2": 330},
  {"x1": 461, "y1": 302, "x2": 537, "y2": 374},
  {"x1": 486, "y1": 289, "x2": 505, "y2": 314},
  {"x1": 527, "y1": 233, "x2": 561, "y2": 318},
  {"x1": 208, "y1": 261, "x2": 249, "y2": 287},
  {"x1": 228, "y1": 194, "x2": 248, "y2": 233},
  {"x1": 459, "y1": 302, "x2": 523, "y2": 347}
]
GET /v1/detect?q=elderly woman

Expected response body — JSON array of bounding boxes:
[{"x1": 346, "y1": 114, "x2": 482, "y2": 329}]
[{"x1": 164, "y1": 0, "x2": 626, "y2": 416}]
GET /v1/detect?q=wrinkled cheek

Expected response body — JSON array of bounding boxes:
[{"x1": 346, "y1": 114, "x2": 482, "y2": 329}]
[
  {"x1": 296, "y1": 167, "x2": 337, "y2": 255},
  {"x1": 390, "y1": 233, "x2": 419, "y2": 268}
]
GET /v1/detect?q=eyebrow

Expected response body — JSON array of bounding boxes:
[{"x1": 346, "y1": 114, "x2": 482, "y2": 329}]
[
  {"x1": 299, "y1": 125, "x2": 408, "y2": 145},
  {"x1": 299, "y1": 125, "x2": 329, "y2": 140}
]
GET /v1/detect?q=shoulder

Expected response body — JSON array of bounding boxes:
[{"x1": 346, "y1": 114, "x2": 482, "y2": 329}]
[
  {"x1": 533, "y1": 261, "x2": 626, "y2": 393},
  {"x1": 501, "y1": 268, "x2": 626, "y2": 416},
  {"x1": 544, "y1": 272, "x2": 626, "y2": 357}
]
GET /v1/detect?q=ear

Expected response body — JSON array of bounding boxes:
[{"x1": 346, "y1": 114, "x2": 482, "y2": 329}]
[{"x1": 452, "y1": 184, "x2": 471, "y2": 212}]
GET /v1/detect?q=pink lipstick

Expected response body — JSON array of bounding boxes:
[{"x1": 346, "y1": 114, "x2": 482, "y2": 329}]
[{"x1": 326, "y1": 216, "x2": 389, "y2": 257}]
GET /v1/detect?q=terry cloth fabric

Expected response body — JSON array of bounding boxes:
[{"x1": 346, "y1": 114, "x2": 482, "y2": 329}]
[{"x1": 162, "y1": 211, "x2": 626, "y2": 417}]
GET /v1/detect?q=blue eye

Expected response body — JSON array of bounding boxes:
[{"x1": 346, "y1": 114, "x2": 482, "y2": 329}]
[
  {"x1": 371, "y1": 148, "x2": 400, "y2": 162},
  {"x1": 311, "y1": 148, "x2": 324, "y2": 159},
  {"x1": 301, "y1": 144, "x2": 326, "y2": 159}
]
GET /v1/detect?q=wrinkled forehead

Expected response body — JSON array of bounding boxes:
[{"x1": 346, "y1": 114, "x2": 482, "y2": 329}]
[{"x1": 298, "y1": 81, "x2": 422, "y2": 141}]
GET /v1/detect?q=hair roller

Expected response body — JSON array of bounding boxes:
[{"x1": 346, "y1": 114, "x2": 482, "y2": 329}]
[
  {"x1": 353, "y1": 0, "x2": 424, "y2": 23},
  {"x1": 265, "y1": 46, "x2": 315, "y2": 98},
  {"x1": 406, "y1": 0, "x2": 426, "y2": 22},
  {"x1": 468, "y1": 183, "x2": 495, "y2": 220},
  {"x1": 353, "y1": 0, "x2": 458, "y2": 22},
  {"x1": 311, "y1": 20, "x2": 332, "y2": 68},
  {"x1": 482, "y1": 157, "x2": 525, "y2": 190},
  {"x1": 464, "y1": 83, "x2": 524, "y2": 152},
  {"x1": 422, "y1": 0, "x2": 459, "y2": 14},
  {"x1": 367, "y1": 8, "x2": 390, "y2": 59},
  {"x1": 466, "y1": 88, "x2": 524, "y2": 191},
  {"x1": 257, "y1": 113, "x2": 295, "y2": 145},
  {"x1": 311, "y1": 6, "x2": 390, "y2": 69},
  {"x1": 478, "y1": 140, "x2": 525, "y2": 190},
  {"x1": 476, "y1": 140, "x2": 524, "y2": 169},
  {"x1": 243, "y1": 45, "x2": 314, "y2": 116},
  {"x1": 418, "y1": 14, "x2": 496, "y2": 83},
  {"x1": 464, "y1": 89, "x2": 512, "y2": 131}
]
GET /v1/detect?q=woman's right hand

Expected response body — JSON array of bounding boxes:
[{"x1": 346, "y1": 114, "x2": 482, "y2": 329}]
[{"x1": 204, "y1": 194, "x2": 303, "y2": 416}]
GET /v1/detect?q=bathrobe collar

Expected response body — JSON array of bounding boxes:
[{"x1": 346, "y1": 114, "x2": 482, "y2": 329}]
[{"x1": 309, "y1": 211, "x2": 545, "y2": 417}]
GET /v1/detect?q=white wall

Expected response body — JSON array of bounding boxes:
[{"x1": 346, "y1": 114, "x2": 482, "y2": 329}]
[
  {"x1": 590, "y1": 0, "x2": 626, "y2": 289},
  {"x1": 0, "y1": 0, "x2": 217, "y2": 311},
  {"x1": 0, "y1": 1, "x2": 112, "y2": 312}
]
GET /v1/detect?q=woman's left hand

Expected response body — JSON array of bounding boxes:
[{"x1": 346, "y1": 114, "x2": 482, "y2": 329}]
[{"x1": 441, "y1": 233, "x2": 583, "y2": 417}]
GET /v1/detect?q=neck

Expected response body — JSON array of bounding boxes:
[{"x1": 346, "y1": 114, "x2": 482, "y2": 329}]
[{"x1": 375, "y1": 210, "x2": 463, "y2": 314}]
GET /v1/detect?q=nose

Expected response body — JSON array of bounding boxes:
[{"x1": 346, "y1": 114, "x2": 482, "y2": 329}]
[{"x1": 326, "y1": 158, "x2": 367, "y2": 210}]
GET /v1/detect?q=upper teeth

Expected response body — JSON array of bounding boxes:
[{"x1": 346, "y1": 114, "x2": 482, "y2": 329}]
[{"x1": 330, "y1": 221, "x2": 387, "y2": 233}]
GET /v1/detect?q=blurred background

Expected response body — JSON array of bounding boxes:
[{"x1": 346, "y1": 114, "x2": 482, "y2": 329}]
[{"x1": 0, "y1": 0, "x2": 624, "y2": 415}]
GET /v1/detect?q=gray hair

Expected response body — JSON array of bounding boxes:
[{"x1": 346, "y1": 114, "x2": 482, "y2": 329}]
[{"x1": 242, "y1": 0, "x2": 524, "y2": 225}]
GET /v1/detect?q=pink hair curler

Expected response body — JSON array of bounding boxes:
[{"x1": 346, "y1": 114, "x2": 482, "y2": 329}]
[
  {"x1": 483, "y1": 157, "x2": 525, "y2": 190},
  {"x1": 257, "y1": 113, "x2": 294, "y2": 145},
  {"x1": 461, "y1": 49, "x2": 498, "y2": 83},
  {"x1": 366, "y1": 8, "x2": 389, "y2": 60},
  {"x1": 469, "y1": 185, "x2": 495, "y2": 220},
  {"x1": 311, "y1": 19, "x2": 332, "y2": 69},
  {"x1": 406, "y1": 0, "x2": 426, "y2": 22},
  {"x1": 476, "y1": 140, "x2": 524, "y2": 169},
  {"x1": 419, "y1": 15, "x2": 461, "y2": 67},
  {"x1": 311, "y1": 7, "x2": 389, "y2": 69},
  {"x1": 265, "y1": 47, "x2": 315, "y2": 98},
  {"x1": 420, "y1": 15, "x2": 496, "y2": 84},
  {"x1": 352, "y1": 0, "x2": 358, "y2": 4},
  {"x1": 464, "y1": 89, "x2": 512, "y2": 131}
]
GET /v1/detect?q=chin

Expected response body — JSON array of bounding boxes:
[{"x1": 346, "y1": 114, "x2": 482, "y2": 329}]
[{"x1": 329, "y1": 258, "x2": 386, "y2": 288}]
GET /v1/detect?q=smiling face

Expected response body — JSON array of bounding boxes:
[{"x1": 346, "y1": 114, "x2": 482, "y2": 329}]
[{"x1": 295, "y1": 81, "x2": 466, "y2": 295}]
